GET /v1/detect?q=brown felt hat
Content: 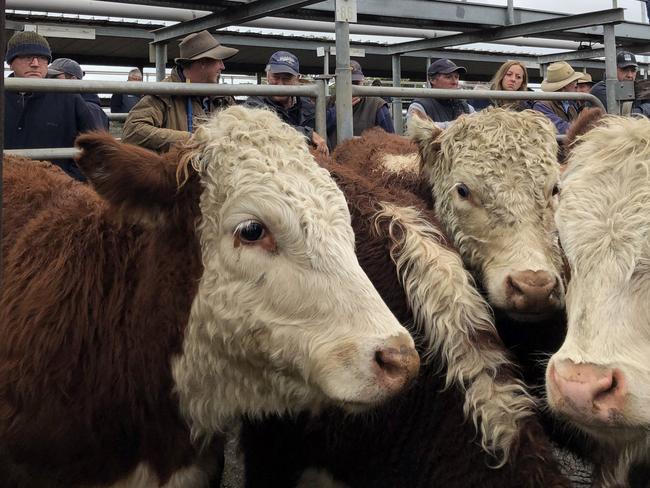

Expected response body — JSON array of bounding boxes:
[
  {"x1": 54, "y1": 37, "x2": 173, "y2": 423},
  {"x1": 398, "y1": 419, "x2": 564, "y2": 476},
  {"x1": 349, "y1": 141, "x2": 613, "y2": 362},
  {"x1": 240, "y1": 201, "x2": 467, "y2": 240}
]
[{"x1": 174, "y1": 30, "x2": 238, "y2": 63}]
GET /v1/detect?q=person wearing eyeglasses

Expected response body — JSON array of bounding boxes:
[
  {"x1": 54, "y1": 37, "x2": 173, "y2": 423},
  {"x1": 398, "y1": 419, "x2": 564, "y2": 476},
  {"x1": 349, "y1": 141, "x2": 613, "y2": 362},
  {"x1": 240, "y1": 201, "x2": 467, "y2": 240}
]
[
  {"x1": 590, "y1": 51, "x2": 639, "y2": 115},
  {"x1": 4, "y1": 31, "x2": 100, "y2": 181}
]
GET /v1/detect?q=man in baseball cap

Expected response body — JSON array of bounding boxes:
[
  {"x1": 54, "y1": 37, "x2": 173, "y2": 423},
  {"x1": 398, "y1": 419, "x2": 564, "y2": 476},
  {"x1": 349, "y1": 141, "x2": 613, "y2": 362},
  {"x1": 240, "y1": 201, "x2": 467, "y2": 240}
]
[
  {"x1": 616, "y1": 51, "x2": 638, "y2": 73},
  {"x1": 123, "y1": 30, "x2": 239, "y2": 152},
  {"x1": 48, "y1": 57, "x2": 85, "y2": 80},
  {"x1": 590, "y1": 51, "x2": 639, "y2": 113},
  {"x1": 326, "y1": 59, "x2": 395, "y2": 149},
  {"x1": 407, "y1": 58, "x2": 474, "y2": 128},
  {"x1": 265, "y1": 50, "x2": 300, "y2": 77},
  {"x1": 48, "y1": 58, "x2": 108, "y2": 130},
  {"x1": 245, "y1": 51, "x2": 329, "y2": 155}
]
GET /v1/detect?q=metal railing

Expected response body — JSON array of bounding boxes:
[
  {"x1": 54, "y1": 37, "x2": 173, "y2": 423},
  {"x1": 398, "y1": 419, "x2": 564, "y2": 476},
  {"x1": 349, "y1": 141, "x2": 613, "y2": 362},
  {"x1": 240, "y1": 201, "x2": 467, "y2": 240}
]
[
  {"x1": 4, "y1": 77, "x2": 329, "y2": 159},
  {"x1": 352, "y1": 85, "x2": 605, "y2": 131},
  {"x1": 3, "y1": 78, "x2": 604, "y2": 159}
]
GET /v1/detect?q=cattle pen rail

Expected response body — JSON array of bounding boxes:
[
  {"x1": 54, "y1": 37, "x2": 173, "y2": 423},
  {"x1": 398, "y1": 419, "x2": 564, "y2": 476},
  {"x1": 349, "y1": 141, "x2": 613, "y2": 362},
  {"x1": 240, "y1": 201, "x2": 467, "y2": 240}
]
[{"x1": 2, "y1": 77, "x2": 603, "y2": 159}]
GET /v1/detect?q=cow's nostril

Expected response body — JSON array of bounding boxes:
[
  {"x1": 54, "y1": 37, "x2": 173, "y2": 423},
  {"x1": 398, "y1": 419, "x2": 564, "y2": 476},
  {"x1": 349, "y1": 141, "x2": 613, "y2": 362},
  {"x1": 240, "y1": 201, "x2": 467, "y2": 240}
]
[
  {"x1": 374, "y1": 343, "x2": 420, "y2": 392},
  {"x1": 375, "y1": 348, "x2": 401, "y2": 379},
  {"x1": 506, "y1": 270, "x2": 560, "y2": 313}
]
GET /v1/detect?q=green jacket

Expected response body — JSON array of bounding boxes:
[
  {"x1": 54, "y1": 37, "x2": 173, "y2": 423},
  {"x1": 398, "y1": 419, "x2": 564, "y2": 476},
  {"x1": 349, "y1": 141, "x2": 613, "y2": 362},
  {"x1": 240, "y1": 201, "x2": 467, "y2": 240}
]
[{"x1": 121, "y1": 67, "x2": 234, "y2": 152}]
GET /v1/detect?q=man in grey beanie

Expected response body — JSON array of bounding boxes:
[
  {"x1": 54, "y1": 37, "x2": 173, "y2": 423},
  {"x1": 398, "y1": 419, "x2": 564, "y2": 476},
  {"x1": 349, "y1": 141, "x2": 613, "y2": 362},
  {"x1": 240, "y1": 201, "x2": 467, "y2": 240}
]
[{"x1": 4, "y1": 31, "x2": 102, "y2": 181}]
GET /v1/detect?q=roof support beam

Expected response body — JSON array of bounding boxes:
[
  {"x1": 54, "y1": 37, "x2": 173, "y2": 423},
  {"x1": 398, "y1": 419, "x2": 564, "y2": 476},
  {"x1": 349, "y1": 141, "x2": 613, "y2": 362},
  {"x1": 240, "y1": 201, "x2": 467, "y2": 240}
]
[
  {"x1": 537, "y1": 42, "x2": 650, "y2": 64},
  {"x1": 537, "y1": 48, "x2": 606, "y2": 65},
  {"x1": 152, "y1": 0, "x2": 324, "y2": 43},
  {"x1": 300, "y1": 0, "x2": 570, "y2": 29},
  {"x1": 385, "y1": 8, "x2": 625, "y2": 55}
]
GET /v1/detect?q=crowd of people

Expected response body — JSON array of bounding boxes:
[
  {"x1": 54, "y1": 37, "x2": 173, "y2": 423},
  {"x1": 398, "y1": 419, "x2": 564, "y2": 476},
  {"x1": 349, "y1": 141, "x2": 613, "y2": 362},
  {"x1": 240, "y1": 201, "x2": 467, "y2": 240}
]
[{"x1": 4, "y1": 28, "x2": 650, "y2": 180}]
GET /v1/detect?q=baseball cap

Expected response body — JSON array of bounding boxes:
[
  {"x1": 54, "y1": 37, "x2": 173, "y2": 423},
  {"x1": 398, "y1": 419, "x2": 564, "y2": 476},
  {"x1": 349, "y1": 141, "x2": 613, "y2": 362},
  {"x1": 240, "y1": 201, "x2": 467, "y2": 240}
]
[
  {"x1": 617, "y1": 51, "x2": 638, "y2": 69},
  {"x1": 48, "y1": 58, "x2": 84, "y2": 79},
  {"x1": 266, "y1": 51, "x2": 300, "y2": 76},
  {"x1": 428, "y1": 58, "x2": 467, "y2": 76},
  {"x1": 351, "y1": 60, "x2": 364, "y2": 82}
]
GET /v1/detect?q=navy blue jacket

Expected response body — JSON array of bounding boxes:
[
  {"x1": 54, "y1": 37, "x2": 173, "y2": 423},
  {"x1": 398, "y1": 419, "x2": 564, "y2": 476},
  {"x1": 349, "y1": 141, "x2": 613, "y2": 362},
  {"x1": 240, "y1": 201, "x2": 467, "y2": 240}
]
[
  {"x1": 83, "y1": 93, "x2": 109, "y2": 130},
  {"x1": 5, "y1": 88, "x2": 101, "y2": 180},
  {"x1": 110, "y1": 93, "x2": 142, "y2": 114},
  {"x1": 245, "y1": 95, "x2": 316, "y2": 143},
  {"x1": 589, "y1": 81, "x2": 608, "y2": 110}
]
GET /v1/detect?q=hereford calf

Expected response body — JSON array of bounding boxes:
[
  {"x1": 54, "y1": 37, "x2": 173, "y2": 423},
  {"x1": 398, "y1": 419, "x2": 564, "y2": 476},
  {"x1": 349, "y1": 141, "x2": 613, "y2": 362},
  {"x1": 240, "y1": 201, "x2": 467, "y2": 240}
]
[
  {"x1": 241, "y1": 152, "x2": 570, "y2": 487},
  {"x1": 0, "y1": 106, "x2": 419, "y2": 487},
  {"x1": 333, "y1": 110, "x2": 567, "y2": 384},
  {"x1": 546, "y1": 113, "x2": 650, "y2": 486}
]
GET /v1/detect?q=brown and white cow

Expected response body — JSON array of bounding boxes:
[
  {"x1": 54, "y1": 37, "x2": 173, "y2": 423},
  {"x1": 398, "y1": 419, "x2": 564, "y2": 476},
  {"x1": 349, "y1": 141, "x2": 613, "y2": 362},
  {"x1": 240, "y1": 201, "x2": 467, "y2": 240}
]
[
  {"x1": 0, "y1": 106, "x2": 419, "y2": 487},
  {"x1": 240, "y1": 109, "x2": 580, "y2": 487},
  {"x1": 337, "y1": 110, "x2": 566, "y2": 321},
  {"x1": 333, "y1": 110, "x2": 568, "y2": 389},
  {"x1": 408, "y1": 108, "x2": 565, "y2": 321},
  {"x1": 546, "y1": 112, "x2": 650, "y2": 486},
  {"x1": 241, "y1": 146, "x2": 571, "y2": 487}
]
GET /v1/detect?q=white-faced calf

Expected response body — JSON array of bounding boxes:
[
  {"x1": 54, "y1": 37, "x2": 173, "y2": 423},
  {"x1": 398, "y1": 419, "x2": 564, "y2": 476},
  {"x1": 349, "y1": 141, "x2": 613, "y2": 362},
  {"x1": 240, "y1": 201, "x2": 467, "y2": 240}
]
[{"x1": 546, "y1": 113, "x2": 650, "y2": 487}]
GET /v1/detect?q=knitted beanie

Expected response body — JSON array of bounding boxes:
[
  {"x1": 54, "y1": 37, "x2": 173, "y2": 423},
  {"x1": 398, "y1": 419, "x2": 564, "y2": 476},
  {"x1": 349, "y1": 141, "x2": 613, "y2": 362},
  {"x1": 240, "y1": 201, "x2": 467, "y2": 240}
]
[{"x1": 6, "y1": 31, "x2": 52, "y2": 64}]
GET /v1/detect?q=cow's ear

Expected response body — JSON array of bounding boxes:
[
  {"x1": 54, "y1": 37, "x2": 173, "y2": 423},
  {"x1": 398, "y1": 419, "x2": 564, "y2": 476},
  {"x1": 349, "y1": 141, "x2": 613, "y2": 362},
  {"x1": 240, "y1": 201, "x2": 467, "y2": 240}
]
[
  {"x1": 563, "y1": 108, "x2": 605, "y2": 162},
  {"x1": 406, "y1": 112, "x2": 443, "y2": 171},
  {"x1": 75, "y1": 132, "x2": 191, "y2": 219}
]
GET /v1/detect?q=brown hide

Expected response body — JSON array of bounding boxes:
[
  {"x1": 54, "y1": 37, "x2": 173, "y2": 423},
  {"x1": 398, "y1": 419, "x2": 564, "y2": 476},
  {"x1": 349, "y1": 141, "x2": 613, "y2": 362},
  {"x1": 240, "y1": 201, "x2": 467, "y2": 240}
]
[
  {"x1": 333, "y1": 126, "x2": 582, "y2": 471},
  {"x1": 561, "y1": 108, "x2": 606, "y2": 167},
  {"x1": 331, "y1": 128, "x2": 434, "y2": 207},
  {"x1": 0, "y1": 139, "x2": 215, "y2": 486},
  {"x1": 241, "y1": 155, "x2": 569, "y2": 487}
]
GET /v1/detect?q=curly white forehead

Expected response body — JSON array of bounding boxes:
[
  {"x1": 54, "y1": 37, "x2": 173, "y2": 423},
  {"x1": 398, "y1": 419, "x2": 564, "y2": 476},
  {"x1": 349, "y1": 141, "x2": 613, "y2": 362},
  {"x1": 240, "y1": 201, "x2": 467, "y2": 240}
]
[
  {"x1": 187, "y1": 105, "x2": 354, "y2": 250},
  {"x1": 440, "y1": 108, "x2": 557, "y2": 162},
  {"x1": 188, "y1": 106, "x2": 336, "y2": 190}
]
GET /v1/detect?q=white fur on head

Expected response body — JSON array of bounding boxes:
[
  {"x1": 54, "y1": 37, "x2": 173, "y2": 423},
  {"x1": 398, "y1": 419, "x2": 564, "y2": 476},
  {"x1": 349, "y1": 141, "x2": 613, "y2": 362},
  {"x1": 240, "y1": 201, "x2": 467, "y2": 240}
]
[
  {"x1": 409, "y1": 108, "x2": 565, "y2": 316},
  {"x1": 171, "y1": 106, "x2": 415, "y2": 443},
  {"x1": 548, "y1": 115, "x2": 650, "y2": 483},
  {"x1": 380, "y1": 153, "x2": 420, "y2": 174},
  {"x1": 375, "y1": 203, "x2": 534, "y2": 465}
]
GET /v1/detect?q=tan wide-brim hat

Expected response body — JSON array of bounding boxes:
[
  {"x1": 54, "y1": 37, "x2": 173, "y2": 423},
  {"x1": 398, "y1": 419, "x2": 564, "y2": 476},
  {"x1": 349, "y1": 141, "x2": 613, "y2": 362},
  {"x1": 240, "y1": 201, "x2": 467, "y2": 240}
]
[
  {"x1": 541, "y1": 61, "x2": 584, "y2": 92},
  {"x1": 577, "y1": 72, "x2": 594, "y2": 85},
  {"x1": 174, "y1": 30, "x2": 239, "y2": 63}
]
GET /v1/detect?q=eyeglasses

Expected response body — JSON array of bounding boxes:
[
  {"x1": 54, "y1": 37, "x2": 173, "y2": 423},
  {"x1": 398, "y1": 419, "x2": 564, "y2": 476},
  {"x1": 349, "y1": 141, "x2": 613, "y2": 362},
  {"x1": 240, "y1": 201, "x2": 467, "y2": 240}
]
[{"x1": 15, "y1": 55, "x2": 49, "y2": 64}]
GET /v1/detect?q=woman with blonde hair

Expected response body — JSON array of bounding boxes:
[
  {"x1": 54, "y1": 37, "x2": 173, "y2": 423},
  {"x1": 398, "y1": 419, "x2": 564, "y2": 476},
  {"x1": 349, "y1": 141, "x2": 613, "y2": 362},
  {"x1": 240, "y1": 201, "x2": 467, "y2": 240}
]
[{"x1": 471, "y1": 60, "x2": 532, "y2": 111}]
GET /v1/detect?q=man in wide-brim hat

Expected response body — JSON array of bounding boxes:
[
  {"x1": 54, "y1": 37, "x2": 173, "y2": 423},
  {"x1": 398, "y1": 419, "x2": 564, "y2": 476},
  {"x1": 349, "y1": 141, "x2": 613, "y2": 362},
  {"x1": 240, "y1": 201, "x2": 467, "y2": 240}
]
[
  {"x1": 575, "y1": 72, "x2": 595, "y2": 94},
  {"x1": 532, "y1": 61, "x2": 582, "y2": 135},
  {"x1": 122, "y1": 30, "x2": 239, "y2": 152}
]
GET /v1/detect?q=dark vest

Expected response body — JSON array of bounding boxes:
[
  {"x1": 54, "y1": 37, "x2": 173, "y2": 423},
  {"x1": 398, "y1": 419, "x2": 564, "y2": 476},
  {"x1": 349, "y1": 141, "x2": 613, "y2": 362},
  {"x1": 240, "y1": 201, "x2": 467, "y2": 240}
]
[
  {"x1": 412, "y1": 97, "x2": 471, "y2": 123},
  {"x1": 354, "y1": 97, "x2": 386, "y2": 135},
  {"x1": 328, "y1": 96, "x2": 388, "y2": 148}
]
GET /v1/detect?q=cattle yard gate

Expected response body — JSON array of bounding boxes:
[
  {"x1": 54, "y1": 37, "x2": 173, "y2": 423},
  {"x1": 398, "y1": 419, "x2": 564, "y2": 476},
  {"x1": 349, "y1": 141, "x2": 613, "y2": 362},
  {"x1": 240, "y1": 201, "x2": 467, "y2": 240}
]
[
  {"x1": 3, "y1": 76, "x2": 602, "y2": 160},
  {"x1": 1, "y1": 0, "x2": 647, "y2": 266}
]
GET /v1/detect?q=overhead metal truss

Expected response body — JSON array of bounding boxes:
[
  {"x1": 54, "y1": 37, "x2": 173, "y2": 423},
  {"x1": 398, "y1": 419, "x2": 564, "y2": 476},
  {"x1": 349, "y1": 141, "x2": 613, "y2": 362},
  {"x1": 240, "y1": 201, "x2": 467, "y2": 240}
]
[
  {"x1": 385, "y1": 9, "x2": 625, "y2": 55},
  {"x1": 152, "y1": 0, "x2": 325, "y2": 42}
]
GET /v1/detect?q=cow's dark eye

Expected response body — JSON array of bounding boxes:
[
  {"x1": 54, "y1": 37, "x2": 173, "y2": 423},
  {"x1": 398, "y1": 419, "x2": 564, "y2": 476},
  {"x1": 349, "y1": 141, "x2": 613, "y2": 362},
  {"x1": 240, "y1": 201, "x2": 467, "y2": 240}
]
[
  {"x1": 456, "y1": 183, "x2": 470, "y2": 199},
  {"x1": 552, "y1": 183, "x2": 560, "y2": 197},
  {"x1": 236, "y1": 220, "x2": 266, "y2": 243}
]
